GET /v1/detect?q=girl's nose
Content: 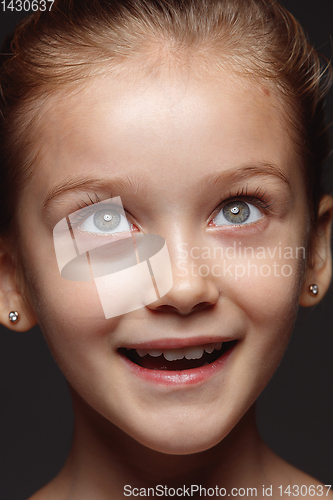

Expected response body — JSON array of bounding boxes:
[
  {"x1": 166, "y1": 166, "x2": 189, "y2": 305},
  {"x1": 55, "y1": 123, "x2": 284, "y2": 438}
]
[{"x1": 147, "y1": 253, "x2": 220, "y2": 315}]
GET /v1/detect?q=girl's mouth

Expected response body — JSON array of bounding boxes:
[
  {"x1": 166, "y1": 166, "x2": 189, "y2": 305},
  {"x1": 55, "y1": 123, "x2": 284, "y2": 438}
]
[{"x1": 119, "y1": 340, "x2": 237, "y2": 371}]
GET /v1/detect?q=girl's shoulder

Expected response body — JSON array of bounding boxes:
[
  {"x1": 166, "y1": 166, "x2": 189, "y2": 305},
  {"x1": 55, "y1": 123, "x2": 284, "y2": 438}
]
[
  {"x1": 27, "y1": 475, "x2": 69, "y2": 500},
  {"x1": 263, "y1": 446, "x2": 333, "y2": 500}
]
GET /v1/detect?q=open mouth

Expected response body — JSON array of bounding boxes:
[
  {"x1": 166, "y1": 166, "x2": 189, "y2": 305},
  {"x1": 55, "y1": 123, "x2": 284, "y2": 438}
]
[{"x1": 119, "y1": 340, "x2": 237, "y2": 371}]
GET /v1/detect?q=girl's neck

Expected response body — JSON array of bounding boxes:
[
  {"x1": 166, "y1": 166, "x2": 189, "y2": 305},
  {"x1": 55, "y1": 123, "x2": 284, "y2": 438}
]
[{"x1": 55, "y1": 395, "x2": 269, "y2": 499}]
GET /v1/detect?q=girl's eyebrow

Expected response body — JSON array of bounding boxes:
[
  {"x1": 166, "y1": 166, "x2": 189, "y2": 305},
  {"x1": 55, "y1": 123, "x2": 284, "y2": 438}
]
[
  {"x1": 42, "y1": 175, "x2": 149, "y2": 209},
  {"x1": 201, "y1": 163, "x2": 291, "y2": 191},
  {"x1": 42, "y1": 162, "x2": 291, "y2": 209}
]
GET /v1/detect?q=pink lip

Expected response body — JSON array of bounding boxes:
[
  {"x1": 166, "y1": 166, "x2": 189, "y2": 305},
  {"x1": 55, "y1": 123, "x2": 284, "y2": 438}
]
[{"x1": 119, "y1": 343, "x2": 236, "y2": 386}]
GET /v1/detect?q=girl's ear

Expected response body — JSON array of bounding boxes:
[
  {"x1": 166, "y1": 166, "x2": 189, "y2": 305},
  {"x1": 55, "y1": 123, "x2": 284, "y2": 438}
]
[
  {"x1": 0, "y1": 245, "x2": 37, "y2": 332},
  {"x1": 299, "y1": 194, "x2": 333, "y2": 307}
]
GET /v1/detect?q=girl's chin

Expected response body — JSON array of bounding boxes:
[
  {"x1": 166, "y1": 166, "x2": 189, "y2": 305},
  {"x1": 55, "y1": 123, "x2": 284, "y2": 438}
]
[
  {"x1": 132, "y1": 436, "x2": 220, "y2": 455},
  {"x1": 121, "y1": 423, "x2": 228, "y2": 455}
]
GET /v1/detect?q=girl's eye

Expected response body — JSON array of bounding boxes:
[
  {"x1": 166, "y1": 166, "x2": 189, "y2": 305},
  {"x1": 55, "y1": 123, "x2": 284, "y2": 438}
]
[
  {"x1": 213, "y1": 200, "x2": 263, "y2": 226},
  {"x1": 79, "y1": 208, "x2": 131, "y2": 234}
]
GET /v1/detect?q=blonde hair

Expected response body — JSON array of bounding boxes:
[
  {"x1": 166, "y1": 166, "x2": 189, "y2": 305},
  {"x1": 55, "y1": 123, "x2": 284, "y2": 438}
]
[{"x1": 0, "y1": 0, "x2": 332, "y2": 237}]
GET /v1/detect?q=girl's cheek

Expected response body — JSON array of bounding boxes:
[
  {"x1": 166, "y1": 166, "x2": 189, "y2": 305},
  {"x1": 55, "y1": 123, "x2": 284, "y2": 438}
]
[{"x1": 175, "y1": 237, "x2": 305, "y2": 315}]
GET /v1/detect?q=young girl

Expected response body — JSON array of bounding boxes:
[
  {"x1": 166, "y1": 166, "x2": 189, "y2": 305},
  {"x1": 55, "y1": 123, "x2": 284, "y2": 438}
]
[{"x1": 0, "y1": 0, "x2": 332, "y2": 498}]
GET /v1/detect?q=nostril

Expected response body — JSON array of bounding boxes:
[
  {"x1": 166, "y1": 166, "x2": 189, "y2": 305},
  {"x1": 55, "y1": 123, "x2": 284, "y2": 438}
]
[
  {"x1": 150, "y1": 304, "x2": 185, "y2": 314},
  {"x1": 146, "y1": 275, "x2": 220, "y2": 315},
  {"x1": 149, "y1": 301, "x2": 216, "y2": 315},
  {"x1": 192, "y1": 301, "x2": 216, "y2": 313}
]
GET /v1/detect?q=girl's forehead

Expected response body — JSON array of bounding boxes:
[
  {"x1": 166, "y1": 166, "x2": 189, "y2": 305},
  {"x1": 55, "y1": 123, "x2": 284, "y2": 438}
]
[
  {"x1": 41, "y1": 66, "x2": 286, "y2": 149},
  {"x1": 43, "y1": 61, "x2": 279, "y2": 122},
  {"x1": 33, "y1": 65, "x2": 300, "y2": 197}
]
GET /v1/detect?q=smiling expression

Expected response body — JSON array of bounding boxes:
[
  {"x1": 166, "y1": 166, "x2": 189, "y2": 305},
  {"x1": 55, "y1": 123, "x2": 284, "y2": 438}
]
[{"x1": 16, "y1": 63, "x2": 309, "y2": 454}]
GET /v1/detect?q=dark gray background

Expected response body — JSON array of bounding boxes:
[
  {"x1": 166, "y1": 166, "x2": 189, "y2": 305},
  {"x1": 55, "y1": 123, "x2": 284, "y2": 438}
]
[{"x1": 0, "y1": 1, "x2": 333, "y2": 499}]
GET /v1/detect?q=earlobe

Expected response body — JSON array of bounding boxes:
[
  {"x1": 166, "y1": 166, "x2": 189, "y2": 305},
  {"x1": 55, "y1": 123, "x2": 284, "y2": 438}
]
[
  {"x1": 0, "y1": 246, "x2": 37, "y2": 332},
  {"x1": 299, "y1": 195, "x2": 333, "y2": 307}
]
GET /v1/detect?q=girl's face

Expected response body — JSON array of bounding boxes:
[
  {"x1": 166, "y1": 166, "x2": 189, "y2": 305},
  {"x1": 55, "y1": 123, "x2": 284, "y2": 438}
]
[{"x1": 17, "y1": 63, "x2": 310, "y2": 454}]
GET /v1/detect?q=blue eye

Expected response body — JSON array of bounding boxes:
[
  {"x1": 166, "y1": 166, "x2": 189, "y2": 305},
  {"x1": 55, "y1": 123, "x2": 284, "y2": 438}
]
[
  {"x1": 213, "y1": 200, "x2": 263, "y2": 226},
  {"x1": 79, "y1": 208, "x2": 131, "y2": 234}
]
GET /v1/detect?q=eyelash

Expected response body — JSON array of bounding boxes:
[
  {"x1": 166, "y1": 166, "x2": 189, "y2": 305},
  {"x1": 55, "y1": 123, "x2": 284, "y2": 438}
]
[
  {"x1": 65, "y1": 185, "x2": 275, "y2": 228},
  {"x1": 76, "y1": 192, "x2": 102, "y2": 211},
  {"x1": 67, "y1": 193, "x2": 122, "y2": 227},
  {"x1": 220, "y1": 186, "x2": 275, "y2": 213}
]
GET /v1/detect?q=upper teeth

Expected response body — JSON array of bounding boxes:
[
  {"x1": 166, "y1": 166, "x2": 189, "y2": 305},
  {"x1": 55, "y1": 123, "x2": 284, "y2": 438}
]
[{"x1": 135, "y1": 342, "x2": 222, "y2": 361}]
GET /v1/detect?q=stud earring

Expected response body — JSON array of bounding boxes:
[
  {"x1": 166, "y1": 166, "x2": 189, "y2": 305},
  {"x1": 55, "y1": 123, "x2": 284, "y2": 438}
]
[
  {"x1": 309, "y1": 284, "x2": 319, "y2": 296},
  {"x1": 8, "y1": 311, "x2": 19, "y2": 323}
]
